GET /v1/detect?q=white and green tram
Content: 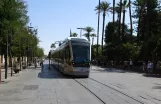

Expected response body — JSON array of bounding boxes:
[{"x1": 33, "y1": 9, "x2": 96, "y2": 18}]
[{"x1": 51, "y1": 37, "x2": 91, "y2": 78}]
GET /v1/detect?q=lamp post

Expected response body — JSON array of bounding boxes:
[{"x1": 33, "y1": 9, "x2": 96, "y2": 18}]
[
  {"x1": 77, "y1": 28, "x2": 85, "y2": 38},
  {"x1": 48, "y1": 51, "x2": 51, "y2": 69},
  {"x1": 32, "y1": 27, "x2": 38, "y2": 64},
  {"x1": 27, "y1": 25, "x2": 34, "y2": 67}
]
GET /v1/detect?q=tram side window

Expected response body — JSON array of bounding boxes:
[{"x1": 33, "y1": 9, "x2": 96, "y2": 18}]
[
  {"x1": 65, "y1": 46, "x2": 70, "y2": 63},
  {"x1": 62, "y1": 48, "x2": 65, "y2": 63},
  {"x1": 60, "y1": 49, "x2": 64, "y2": 64}
]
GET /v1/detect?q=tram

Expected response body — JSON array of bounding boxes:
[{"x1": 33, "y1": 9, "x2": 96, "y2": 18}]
[{"x1": 51, "y1": 37, "x2": 91, "y2": 78}]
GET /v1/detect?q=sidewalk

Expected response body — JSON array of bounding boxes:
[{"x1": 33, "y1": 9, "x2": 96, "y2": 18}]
[{"x1": 0, "y1": 66, "x2": 30, "y2": 83}]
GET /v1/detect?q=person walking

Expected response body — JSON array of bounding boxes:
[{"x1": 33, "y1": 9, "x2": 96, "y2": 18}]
[
  {"x1": 40, "y1": 59, "x2": 44, "y2": 69},
  {"x1": 147, "y1": 61, "x2": 153, "y2": 74},
  {"x1": 124, "y1": 61, "x2": 128, "y2": 71},
  {"x1": 34, "y1": 58, "x2": 37, "y2": 68},
  {"x1": 142, "y1": 61, "x2": 146, "y2": 73},
  {"x1": 129, "y1": 59, "x2": 133, "y2": 70}
]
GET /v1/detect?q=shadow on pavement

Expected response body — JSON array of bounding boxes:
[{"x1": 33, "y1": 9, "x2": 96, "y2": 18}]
[
  {"x1": 38, "y1": 64, "x2": 88, "y2": 79},
  {"x1": 27, "y1": 66, "x2": 41, "y2": 70},
  {"x1": 37, "y1": 64, "x2": 72, "y2": 79},
  {"x1": 91, "y1": 68, "x2": 126, "y2": 73},
  {"x1": 142, "y1": 74, "x2": 161, "y2": 78},
  {"x1": 152, "y1": 86, "x2": 161, "y2": 89},
  {"x1": 91, "y1": 65, "x2": 145, "y2": 74}
]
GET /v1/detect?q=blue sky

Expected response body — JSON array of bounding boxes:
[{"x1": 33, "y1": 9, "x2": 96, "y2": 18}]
[{"x1": 27, "y1": 0, "x2": 131, "y2": 55}]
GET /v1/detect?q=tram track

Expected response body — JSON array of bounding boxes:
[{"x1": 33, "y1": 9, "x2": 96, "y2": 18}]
[
  {"x1": 51, "y1": 65, "x2": 145, "y2": 104},
  {"x1": 88, "y1": 78, "x2": 145, "y2": 104},
  {"x1": 74, "y1": 78, "x2": 145, "y2": 104},
  {"x1": 74, "y1": 78, "x2": 106, "y2": 104}
]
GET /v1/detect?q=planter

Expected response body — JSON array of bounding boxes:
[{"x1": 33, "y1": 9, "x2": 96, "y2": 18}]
[
  {"x1": 14, "y1": 70, "x2": 19, "y2": 73},
  {"x1": 22, "y1": 66, "x2": 26, "y2": 69}
]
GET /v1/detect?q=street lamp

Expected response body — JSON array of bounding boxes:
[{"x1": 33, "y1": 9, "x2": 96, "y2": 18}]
[
  {"x1": 32, "y1": 27, "x2": 38, "y2": 64},
  {"x1": 48, "y1": 51, "x2": 52, "y2": 69},
  {"x1": 27, "y1": 25, "x2": 34, "y2": 67},
  {"x1": 77, "y1": 28, "x2": 85, "y2": 38}
]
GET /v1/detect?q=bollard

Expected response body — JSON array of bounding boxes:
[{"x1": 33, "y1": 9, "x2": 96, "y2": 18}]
[{"x1": 48, "y1": 52, "x2": 51, "y2": 70}]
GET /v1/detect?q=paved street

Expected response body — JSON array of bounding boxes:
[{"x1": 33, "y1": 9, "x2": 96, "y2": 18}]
[
  {"x1": 90, "y1": 66, "x2": 161, "y2": 104},
  {"x1": 0, "y1": 60, "x2": 161, "y2": 104}
]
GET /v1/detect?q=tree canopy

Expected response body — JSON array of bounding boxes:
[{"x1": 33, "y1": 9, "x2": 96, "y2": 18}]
[{"x1": 0, "y1": 0, "x2": 44, "y2": 58}]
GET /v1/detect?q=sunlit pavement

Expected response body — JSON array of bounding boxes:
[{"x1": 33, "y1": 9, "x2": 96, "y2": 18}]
[
  {"x1": 90, "y1": 65, "x2": 161, "y2": 104},
  {"x1": 0, "y1": 61, "x2": 161, "y2": 104},
  {"x1": 0, "y1": 60, "x2": 102, "y2": 104}
]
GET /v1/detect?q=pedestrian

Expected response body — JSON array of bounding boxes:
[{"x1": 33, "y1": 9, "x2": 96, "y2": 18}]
[
  {"x1": 98, "y1": 59, "x2": 100, "y2": 67},
  {"x1": 41, "y1": 60, "x2": 44, "y2": 69},
  {"x1": 147, "y1": 61, "x2": 152, "y2": 74},
  {"x1": 129, "y1": 59, "x2": 133, "y2": 70},
  {"x1": 156, "y1": 61, "x2": 160, "y2": 74},
  {"x1": 124, "y1": 61, "x2": 128, "y2": 71},
  {"x1": 142, "y1": 61, "x2": 146, "y2": 73}
]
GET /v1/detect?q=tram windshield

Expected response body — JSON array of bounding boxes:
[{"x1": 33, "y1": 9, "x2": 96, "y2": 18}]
[{"x1": 72, "y1": 44, "x2": 90, "y2": 62}]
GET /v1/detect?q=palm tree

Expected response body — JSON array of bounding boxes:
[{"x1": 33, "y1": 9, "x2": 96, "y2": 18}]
[
  {"x1": 83, "y1": 26, "x2": 94, "y2": 41},
  {"x1": 91, "y1": 33, "x2": 97, "y2": 46},
  {"x1": 96, "y1": 0, "x2": 101, "y2": 57},
  {"x1": 129, "y1": 0, "x2": 133, "y2": 43},
  {"x1": 110, "y1": 5, "x2": 121, "y2": 23},
  {"x1": 95, "y1": 1, "x2": 111, "y2": 56},
  {"x1": 122, "y1": 0, "x2": 129, "y2": 41},
  {"x1": 133, "y1": 0, "x2": 145, "y2": 43},
  {"x1": 118, "y1": 0, "x2": 123, "y2": 41},
  {"x1": 71, "y1": 33, "x2": 78, "y2": 37},
  {"x1": 113, "y1": 0, "x2": 116, "y2": 23}
]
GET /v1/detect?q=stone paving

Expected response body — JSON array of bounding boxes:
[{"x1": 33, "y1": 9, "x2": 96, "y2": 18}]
[
  {"x1": 1, "y1": 67, "x2": 28, "y2": 83},
  {"x1": 0, "y1": 61, "x2": 103, "y2": 104},
  {"x1": 90, "y1": 65, "x2": 161, "y2": 104},
  {"x1": 1, "y1": 62, "x2": 161, "y2": 104}
]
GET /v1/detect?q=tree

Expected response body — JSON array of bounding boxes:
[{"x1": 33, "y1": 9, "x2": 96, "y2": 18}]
[
  {"x1": 0, "y1": 0, "x2": 43, "y2": 64},
  {"x1": 90, "y1": 33, "x2": 96, "y2": 46},
  {"x1": 92, "y1": 44, "x2": 101, "y2": 59},
  {"x1": 133, "y1": 0, "x2": 146, "y2": 43},
  {"x1": 105, "y1": 22, "x2": 117, "y2": 44},
  {"x1": 70, "y1": 33, "x2": 78, "y2": 37},
  {"x1": 83, "y1": 26, "x2": 94, "y2": 41},
  {"x1": 122, "y1": 0, "x2": 129, "y2": 42},
  {"x1": 128, "y1": 0, "x2": 133, "y2": 42},
  {"x1": 105, "y1": 21, "x2": 132, "y2": 44},
  {"x1": 118, "y1": 0, "x2": 123, "y2": 41},
  {"x1": 36, "y1": 47, "x2": 44, "y2": 58},
  {"x1": 95, "y1": 1, "x2": 111, "y2": 56},
  {"x1": 132, "y1": 0, "x2": 161, "y2": 73},
  {"x1": 113, "y1": 0, "x2": 116, "y2": 23}
]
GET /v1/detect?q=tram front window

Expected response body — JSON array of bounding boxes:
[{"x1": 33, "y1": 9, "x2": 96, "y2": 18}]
[{"x1": 72, "y1": 45, "x2": 90, "y2": 62}]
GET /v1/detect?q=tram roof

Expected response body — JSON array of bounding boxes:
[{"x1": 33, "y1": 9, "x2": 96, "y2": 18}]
[
  {"x1": 63, "y1": 37, "x2": 88, "y2": 42},
  {"x1": 51, "y1": 37, "x2": 89, "y2": 54}
]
